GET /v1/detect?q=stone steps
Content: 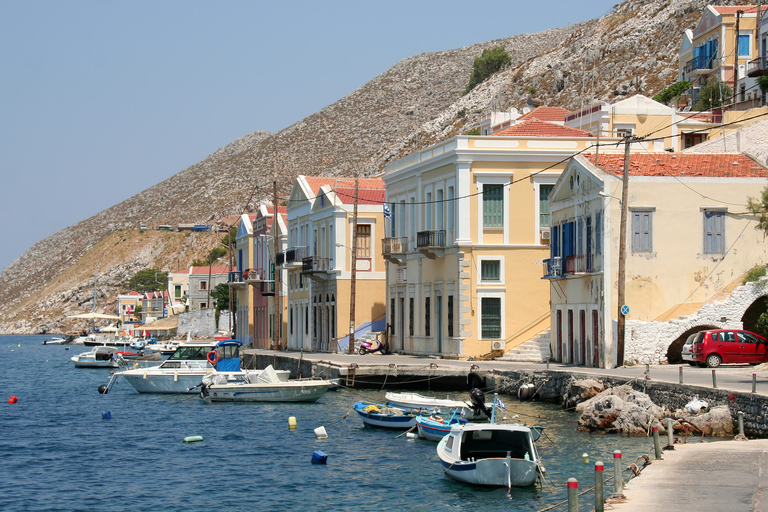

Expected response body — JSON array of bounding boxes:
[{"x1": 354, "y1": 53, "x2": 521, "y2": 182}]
[{"x1": 496, "y1": 330, "x2": 552, "y2": 362}]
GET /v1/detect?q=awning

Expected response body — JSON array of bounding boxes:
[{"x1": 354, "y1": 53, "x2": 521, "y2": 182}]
[{"x1": 142, "y1": 316, "x2": 179, "y2": 331}]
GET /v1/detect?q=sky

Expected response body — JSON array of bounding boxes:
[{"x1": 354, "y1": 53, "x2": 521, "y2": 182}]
[{"x1": 0, "y1": 0, "x2": 620, "y2": 273}]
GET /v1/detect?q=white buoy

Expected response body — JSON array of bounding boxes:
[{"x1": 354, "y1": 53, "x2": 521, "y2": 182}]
[
  {"x1": 406, "y1": 432, "x2": 418, "y2": 439},
  {"x1": 314, "y1": 426, "x2": 328, "y2": 439}
]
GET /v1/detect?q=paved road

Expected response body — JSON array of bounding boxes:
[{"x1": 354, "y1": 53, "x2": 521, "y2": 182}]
[
  {"x1": 611, "y1": 439, "x2": 768, "y2": 512},
  {"x1": 249, "y1": 349, "x2": 768, "y2": 396}
]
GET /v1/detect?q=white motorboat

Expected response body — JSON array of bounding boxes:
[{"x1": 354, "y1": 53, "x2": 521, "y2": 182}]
[
  {"x1": 71, "y1": 345, "x2": 123, "y2": 368},
  {"x1": 385, "y1": 391, "x2": 488, "y2": 420},
  {"x1": 101, "y1": 339, "x2": 289, "y2": 394},
  {"x1": 201, "y1": 365, "x2": 331, "y2": 402},
  {"x1": 436, "y1": 422, "x2": 544, "y2": 489},
  {"x1": 144, "y1": 340, "x2": 182, "y2": 355},
  {"x1": 42, "y1": 337, "x2": 67, "y2": 345}
]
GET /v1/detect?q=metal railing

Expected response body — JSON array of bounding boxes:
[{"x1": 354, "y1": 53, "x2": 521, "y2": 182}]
[
  {"x1": 228, "y1": 271, "x2": 243, "y2": 283},
  {"x1": 382, "y1": 237, "x2": 408, "y2": 254},
  {"x1": 747, "y1": 56, "x2": 767, "y2": 77},
  {"x1": 302, "y1": 256, "x2": 331, "y2": 273},
  {"x1": 285, "y1": 246, "x2": 306, "y2": 265},
  {"x1": 416, "y1": 229, "x2": 446, "y2": 248}
]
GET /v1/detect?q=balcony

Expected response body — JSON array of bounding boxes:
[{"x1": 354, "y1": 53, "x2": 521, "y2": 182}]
[
  {"x1": 259, "y1": 279, "x2": 275, "y2": 296},
  {"x1": 748, "y1": 56, "x2": 767, "y2": 77},
  {"x1": 542, "y1": 255, "x2": 602, "y2": 279},
  {"x1": 688, "y1": 54, "x2": 717, "y2": 76},
  {"x1": 285, "y1": 246, "x2": 306, "y2": 266},
  {"x1": 228, "y1": 270, "x2": 247, "y2": 290},
  {"x1": 302, "y1": 256, "x2": 333, "y2": 281},
  {"x1": 541, "y1": 257, "x2": 562, "y2": 279},
  {"x1": 275, "y1": 251, "x2": 286, "y2": 267},
  {"x1": 382, "y1": 236, "x2": 407, "y2": 265},
  {"x1": 242, "y1": 268, "x2": 262, "y2": 282},
  {"x1": 416, "y1": 229, "x2": 446, "y2": 259}
]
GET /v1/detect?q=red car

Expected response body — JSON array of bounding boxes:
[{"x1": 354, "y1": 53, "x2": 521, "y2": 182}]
[{"x1": 690, "y1": 329, "x2": 768, "y2": 368}]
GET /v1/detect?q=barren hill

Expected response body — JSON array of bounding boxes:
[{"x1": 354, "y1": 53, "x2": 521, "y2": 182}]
[{"x1": 0, "y1": 0, "x2": 730, "y2": 334}]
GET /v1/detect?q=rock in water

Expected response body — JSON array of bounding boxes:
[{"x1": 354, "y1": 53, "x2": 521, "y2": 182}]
[
  {"x1": 562, "y1": 378, "x2": 605, "y2": 410},
  {"x1": 575, "y1": 384, "x2": 664, "y2": 436}
]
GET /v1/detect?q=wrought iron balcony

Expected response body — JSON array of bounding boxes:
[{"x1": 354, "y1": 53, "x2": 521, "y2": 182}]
[
  {"x1": 259, "y1": 279, "x2": 275, "y2": 296},
  {"x1": 748, "y1": 56, "x2": 767, "y2": 77},
  {"x1": 228, "y1": 271, "x2": 243, "y2": 283},
  {"x1": 541, "y1": 257, "x2": 562, "y2": 279},
  {"x1": 285, "y1": 246, "x2": 306, "y2": 265},
  {"x1": 416, "y1": 230, "x2": 446, "y2": 260},
  {"x1": 275, "y1": 251, "x2": 286, "y2": 267},
  {"x1": 302, "y1": 256, "x2": 332, "y2": 274}
]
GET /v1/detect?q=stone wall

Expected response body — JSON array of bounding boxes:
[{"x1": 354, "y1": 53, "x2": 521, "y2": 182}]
[
  {"x1": 488, "y1": 369, "x2": 768, "y2": 438},
  {"x1": 624, "y1": 276, "x2": 768, "y2": 365}
]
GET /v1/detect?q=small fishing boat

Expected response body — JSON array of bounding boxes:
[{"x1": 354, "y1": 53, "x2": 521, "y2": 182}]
[
  {"x1": 42, "y1": 337, "x2": 67, "y2": 345},
  {"x1": 71, "y1": 345, "x2": 136, "y2": 368},
  {"x1": 200, "y1": 365, "x2": 331, "y2": 402},
  {"x1": 436, "y1": 421, "x2": 544, "y2": 488},
  {"x1": 385, "y1": 391, "x2": 488, "y2": 420},
  {"x1": 101, "y1": 339, "x2": 289, "y2": 394},
  {"x1": 415, "y1": 413, "x2": 468, "y2": 441},
  {"x1": 352, "y1": 401, "x2": 419, "y2": 429}
]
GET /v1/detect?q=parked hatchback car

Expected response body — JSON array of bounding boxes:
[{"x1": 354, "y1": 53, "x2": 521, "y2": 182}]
[
  {"x1": 690, "y1": 329, "x2": 768, "y2": 368},
  {"x1": 681, "y1": 332, "x2": 699, "y2": 365}
]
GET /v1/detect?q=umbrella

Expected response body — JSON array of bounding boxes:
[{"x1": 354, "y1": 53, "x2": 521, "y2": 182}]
[{"x1": 67, "y1": 312, "x2": 120, "y2": 320}]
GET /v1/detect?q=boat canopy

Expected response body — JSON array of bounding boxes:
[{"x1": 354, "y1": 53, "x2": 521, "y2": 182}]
[{"x1": 214, "y1": 339, "x2": 243, "y2": 372}]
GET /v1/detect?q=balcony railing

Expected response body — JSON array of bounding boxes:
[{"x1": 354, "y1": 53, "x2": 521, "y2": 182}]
[
  {"x1": 382, "y1": 237, "x2": 407, "y2": 254},
  {"x1": 542, "y1": 254, "x2": 602, "y2": 278},
  {"x1": 747, "y1": 56, "x2": 767, "y2": 77},
  {"x1": 275, "y1": 251, "x2": 286, "y2": 267},
  {"x1": 416, "y1": 230, "x2": 446, "y2": 248},
  {"x1": 259, "y1": 279, "x2": 275, "y2": 296},
  {"x1": 228, "y1": 271, "x2": 243, "y2": 283},
  {"x1": 541, "y1": 257, "x2": 562, "y2": 278},
  {"x1": 285, "y1": 246, "x2": 306, "y2": 265},
  {"x1": 302, "y1": 256, "x2": 332, "y2": 273}
]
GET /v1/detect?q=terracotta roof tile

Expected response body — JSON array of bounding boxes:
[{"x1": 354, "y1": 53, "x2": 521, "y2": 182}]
[
  {"x1": 190, "y1": 266, "x2": 232, "y2": 275},
  {"x1": 492, "y1": 119, "x2": 592, "y2": 137},
  {"x1": 517, "y1": 106, "x2": 571, "y2": 122},
  {"x1": 711, "y1": 5, "x2": 759, "y2": 15},
  {"x1": 585, "y1": 152, "x2": 768, "y2": 178}
]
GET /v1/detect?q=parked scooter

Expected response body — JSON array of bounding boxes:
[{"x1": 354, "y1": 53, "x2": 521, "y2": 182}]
[{"x1": 357, "y1": 335, "x2": 388, "y2": 355}]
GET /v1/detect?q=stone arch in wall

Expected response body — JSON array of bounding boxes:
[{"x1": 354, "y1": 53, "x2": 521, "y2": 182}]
[
  {"x1": 741, "y1": 295, "x2": 768, "y2": 332},
  {"x1": 665, "y1": 324, "x2": 718, "y2": 364},
  {"x1": 626, "y1": 276, "x2": 768, "y2": 365}
]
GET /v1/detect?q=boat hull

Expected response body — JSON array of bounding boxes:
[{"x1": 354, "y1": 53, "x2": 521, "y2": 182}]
[
  {"x1": 385, "y1": 392, "x2": 485, "y2": 420},
  {"x1": 120, "y1": 369, "x2": 290, "y2": 394},
  {"x1": 439, "y1": 457, "x2": 538, "y2": 487},
  {"x1": 415, "y1": 416, "x2": 462, "y2": 441},
  {"x1": 206, "y1": 381, "x2": 331, "y2": 402},
  {"x1": 353, "y1": 402, "x2": 417, "y2": 429}
]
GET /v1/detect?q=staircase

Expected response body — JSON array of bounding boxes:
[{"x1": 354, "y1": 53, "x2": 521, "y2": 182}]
[{"x1": 496, "y1": 330, "x2": 552, "y2": 362}]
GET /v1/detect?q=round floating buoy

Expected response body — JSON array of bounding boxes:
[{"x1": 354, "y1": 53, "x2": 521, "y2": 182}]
[
  {"x1": 8, "y1": 395, "x2": 18, "y2": 404},
  {"x1": 288, "y1": 416, "x2": 297, "y2": 430},
  {"x1": 314, "y1": 426, "x2": 328, "y2": 439},
  {"x1": 406, "y1": 432, "x2": 418, "y2": 439},
  {"x1": 582, "y1": 452, "x2": 589, "y2": 463},
  {"x1": 183, "y1": 436, "x2": 204, "y2": 443},
  {"x1": 102, "y1": 411, "x2": 112, "y2": 419},
  {"x1": 98, "y1": 385, "x2": 108, "y2": 394}
]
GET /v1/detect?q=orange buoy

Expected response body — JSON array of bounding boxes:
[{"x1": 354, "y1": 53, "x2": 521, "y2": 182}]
[{"x1": 8, "y1": 395, "x2": 18, "y2": 404}]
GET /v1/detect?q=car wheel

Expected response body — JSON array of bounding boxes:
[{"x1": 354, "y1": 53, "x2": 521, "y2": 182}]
[{"x1": 706, "y1": 354, "x2": 722, "y2": 368}]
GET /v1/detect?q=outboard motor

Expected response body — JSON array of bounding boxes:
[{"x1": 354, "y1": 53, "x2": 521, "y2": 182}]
[{"x1": 470, "y1": 388, "x2": 493, "y2": 418}]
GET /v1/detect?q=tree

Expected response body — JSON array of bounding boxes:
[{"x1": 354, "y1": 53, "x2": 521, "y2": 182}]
[
  {"x1": 210, "y1": 283, "x2": 233, "y2": 311},
  {"x1": 191, "y1": 247, "x2": 227, "y2": 267},
  {"x1": 652, "y1": 80, "x2": 691, "y2": 106},
  {"x1": 692, "y1": 78, "x2": 732, "y2": 111},
  {"x1": 747, "y1": 187, "x2": 768, "y2": 236},
  {"x1": 125, "y1": 269, "x2": 168, "y2": 293},
  {"x1": 465, "y1": 47, "x2": 512, "y2": 95}
]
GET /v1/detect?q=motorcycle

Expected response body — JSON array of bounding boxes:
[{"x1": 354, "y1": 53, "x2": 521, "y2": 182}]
[{"x1": 357, "y1": 336, "x2": 388, "y2": 355}]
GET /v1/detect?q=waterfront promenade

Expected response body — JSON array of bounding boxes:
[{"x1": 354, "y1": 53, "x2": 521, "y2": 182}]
[{"x1": 247, "y1": 349, "x2": 768, "y2": 510}]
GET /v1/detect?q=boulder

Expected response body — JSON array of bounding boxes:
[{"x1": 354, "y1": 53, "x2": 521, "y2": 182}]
[
  {"x1": 575, "y1": 384, "x2": 665, "y2": 436},
  {"x1": 673, "y1": 405, "x2": 734, "y2": 438},
  {"x1": 562, "y1": 378, "x2": 605, "y2": 410}
]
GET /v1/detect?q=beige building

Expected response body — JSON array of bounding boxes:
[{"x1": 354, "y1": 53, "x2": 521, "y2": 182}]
[
  {"x1": 546, "y1": 152, "x2": 768, "y2": 368},
  {"x1": 284, "y1": 176, "x2": 387, "y2": 352},
  {"x1": 382, "y1": 120, "x2": 628, "y2": 358}
]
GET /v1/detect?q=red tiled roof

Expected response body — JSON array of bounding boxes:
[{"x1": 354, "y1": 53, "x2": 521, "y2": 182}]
[
  {"x1": 584, "y1": 152, "x2": 768, "y2": 178},
  {"x1": 711, "y1": 5, "x2": 759, "y2": 15},
  {"x1": 492, "y1": 119, "x2": 592, "y2": 138},
  {"x1": 517, "y1": 106, "x2": 571, "y2": 122},
  {"x1": 190, "y1": 266, "x2": 232, "y2": 275}
]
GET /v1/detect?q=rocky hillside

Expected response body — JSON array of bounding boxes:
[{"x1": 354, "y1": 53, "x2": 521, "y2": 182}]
[{"x1": 0, "y1": 0, "x2": 742, "y2": 334}]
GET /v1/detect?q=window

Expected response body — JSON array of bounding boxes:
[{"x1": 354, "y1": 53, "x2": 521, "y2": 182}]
[
  {"x1": 200, "y1": 302, "x2": 207, "y2": 310},
  {"x1": 615, "y1": 124, "x2": 635, "y2": 137},
  {"x1": 436, "y1": 189, "x2": 444, "y2": 230},
  {"x1": 390, "y1": 298, "x2": 395, "y2": 335},
  {"x1": 481, "y1": 297, "x2": 502, "y2": 339},
  {"x1": 540, "y1": 184, "x2": 554, "y2": 227},
  {"x1": 481, "y1": 260, "x2": 501, "y2": 281},
  {"x1": 174, "y1": 285, "x2": 181, "y2": 298},
  {"x1": 424, "y1": 297, "x2": 431, "y2": 336},
  {"x1": 425, "y1": 192, "x2": 433, "y2": 229},
  {"x1": 355, "y1": 224, "x2": 371, "y2": 258},
  {"x1": 703, "y1": 210, "x2": 725, "y2": 254},
  {"x1": 447, "y1": 295, "x2": 454, "y2": 337},
  {"x1": 200, "y1": 281, "x2": 207, "y2": 291},
  {"x1": 409, "y1": 298, "x2": 414, "y2": 336},
  {"x1": 631, "y1": 210, "x2": 653, "y2": 253},
  {"x1": 738, "y1": 33, "x2": 750, "y2": 57},
  {"x1": 483, "y1": 184, "x2": 504, "y2": 228}
]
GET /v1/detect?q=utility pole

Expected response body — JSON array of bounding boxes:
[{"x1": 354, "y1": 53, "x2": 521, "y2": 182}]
[
  {"x1": 348, "y1": 175, "x2": 359, "y2": 354},
  {"x1": 616, "y1": 136, "x2": 631, "y2": 367},
  {"x1": 273, "y1": 181, "x2": 281, "y2": 351}
]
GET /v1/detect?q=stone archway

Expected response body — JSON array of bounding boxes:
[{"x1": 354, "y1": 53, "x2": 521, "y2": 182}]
[
  {"x1": 665, "y1": 324, "x2": 718, "y2": 364},
  {"x1": 742, "y1": 296, "x2": 768, "y2": 333}
]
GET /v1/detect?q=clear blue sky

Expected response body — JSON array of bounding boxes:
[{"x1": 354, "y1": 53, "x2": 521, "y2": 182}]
[{"x1": 0, "y1": 0, "x2": 619, "y2": 272}]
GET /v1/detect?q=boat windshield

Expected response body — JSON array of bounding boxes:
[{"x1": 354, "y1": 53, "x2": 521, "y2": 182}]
[{"x1": 167, "y1": 346, "x2": 212, "y2": 361}]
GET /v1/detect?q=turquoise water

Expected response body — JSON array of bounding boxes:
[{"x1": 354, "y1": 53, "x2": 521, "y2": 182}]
[{"x1": 0, "y1": 335, "x2": 654, "y2": 511}]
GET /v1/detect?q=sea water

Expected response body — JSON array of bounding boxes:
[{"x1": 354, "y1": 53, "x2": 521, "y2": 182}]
[{"x1": 0, "y1": 335, "x2": 654, "y2": 511}]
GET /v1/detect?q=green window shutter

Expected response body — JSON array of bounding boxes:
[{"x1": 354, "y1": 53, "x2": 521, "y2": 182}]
[
  {"x1": 483, "y1": 184, "x2": 504, "y2": 227},
  {"x1": 481, "y1": 297, "x2": 502, "y2": 339}
]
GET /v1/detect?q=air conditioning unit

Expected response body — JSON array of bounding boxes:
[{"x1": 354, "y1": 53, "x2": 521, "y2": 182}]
[
  {"x1": 492, "y1": 340, "x2": 506, "y2": 351},
  {"x1": 540, "y1": 227, "x2": 551, "y2": 240}
]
